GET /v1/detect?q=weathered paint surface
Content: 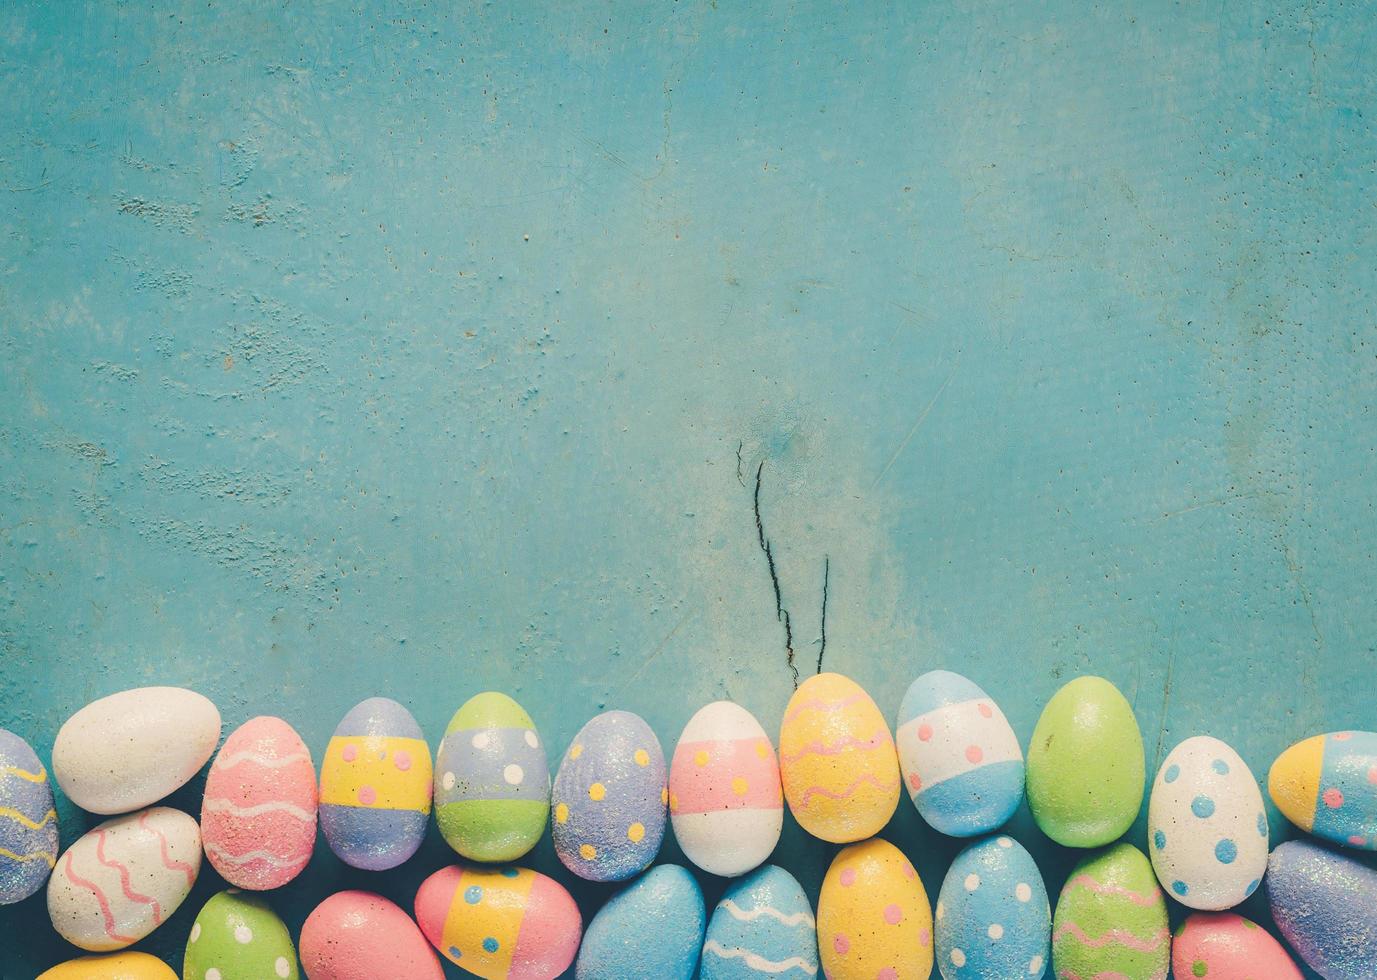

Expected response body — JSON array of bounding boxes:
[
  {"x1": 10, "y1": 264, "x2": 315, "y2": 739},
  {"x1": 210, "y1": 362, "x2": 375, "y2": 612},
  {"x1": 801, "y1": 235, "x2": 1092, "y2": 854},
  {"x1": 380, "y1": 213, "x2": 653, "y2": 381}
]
[{"x1": 1, "y1": 2, "x2": 1373, "y2": 976}]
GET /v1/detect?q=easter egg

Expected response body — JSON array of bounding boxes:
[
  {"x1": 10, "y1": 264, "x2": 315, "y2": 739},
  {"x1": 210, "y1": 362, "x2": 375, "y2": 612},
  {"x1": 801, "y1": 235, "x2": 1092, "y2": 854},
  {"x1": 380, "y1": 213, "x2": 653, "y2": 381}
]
[
  {"x1": 895, "y1": 671, "x2": 1024, "y2": 837},
  {"x1": 36, "y1": 952, "x2": 177, "y2": 980},
  {"x1": 575, "y1": 864, "x2": 705, "y2": 980},
  {"x1": 670, "y1": 701, "x2": 782, "y2": 876},
  {"x1": 52, "y1": 686, "x2": 220, "y2": 815},
  {"x1": 318, "y1": 697, "x2": 432, "y2": 870},
  {"x1": 935, "y1": 835, "x2": 1050, "y2": 980},
  {"x1": 47, "y1": 806, "x2": 201, "y2": 952},
  {"x1": 552, "y1": 710, "x2": 667, "y2": 882},
  {"x1": 1267, "y1": 839, "x2": 1377, "y2": 979},
  {"x1": 184, "y1": 889, "x2": 299, "y2": 980},
  {"x1": 1171, "y1": 912, "x2": 1303, "y2": 980},
  {"x1": 415, "y1": 863, "x2": 582, "y2": 979},
  {"x1": 0, "y1": 727, "x2": 59, "y2": 904},
  {"x1": 201, "y1": 716, "x2": 317, "y2": 890},
  {"x1": 1026, "y1": 676, "x2": 1144, "y2": 848},
  {"x1": 779, "y1": 673, "x2": 900, "y2": 844},
  {"x1": 1147, "y1": 735, "x2": 1268, "y2": 909},
  {"x1": 435, "y1": 692, "x2": 549, "y2": 863},
  {"x1": 1052, "y1": 843, "x2": 1169, "y2": 980},
  {"x1": 700, "y1": 864, "x2": 818, "y2": 980},
  {"x1": 1269, "y1": 730, "x2": 1377, "y2": 851},
  {"x1": 300, "y1": 890, "x2": 443, "y2": 980},
  {"x1": 817, "y1": 837, "x2": 933, "y2": 980}
]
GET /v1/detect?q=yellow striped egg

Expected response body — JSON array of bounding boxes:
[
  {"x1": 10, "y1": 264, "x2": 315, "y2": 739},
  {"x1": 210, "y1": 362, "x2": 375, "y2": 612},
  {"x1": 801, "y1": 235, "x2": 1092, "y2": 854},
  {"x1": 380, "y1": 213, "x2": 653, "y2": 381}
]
[{"x1": 779, "y1": 674, "x2": 900, "y2": 843}]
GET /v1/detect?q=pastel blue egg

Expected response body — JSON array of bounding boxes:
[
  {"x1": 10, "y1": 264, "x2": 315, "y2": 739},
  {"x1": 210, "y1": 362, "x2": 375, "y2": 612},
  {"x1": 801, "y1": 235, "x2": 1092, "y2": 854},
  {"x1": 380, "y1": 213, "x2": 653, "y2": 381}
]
[
  {"x1": 1268, "y1": 839, "x2": 1377, "y2": 978},
  {"x1": 576, "y1": 864, "x2": 705, "y2": 980},
  {"x1": 553, "y1": 711, "x2": 667, "y2": 882},
  {"x1": 0, "y1": 728, "x2": 58, "y2": 904},
  {"x1": 700, "y1": 864, "x2": 818, "y2": 979},
  {"x1": 896, "y1": 671, "x2": 1025, "y2": 837},
  {"x1": 935, "y1": 835, "x2": 1050, "y2": 980}
]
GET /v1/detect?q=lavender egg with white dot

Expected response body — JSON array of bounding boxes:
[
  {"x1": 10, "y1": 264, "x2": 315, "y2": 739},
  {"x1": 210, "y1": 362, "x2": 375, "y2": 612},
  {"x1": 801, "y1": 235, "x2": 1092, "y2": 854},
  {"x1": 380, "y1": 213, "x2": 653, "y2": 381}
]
[
  {"x1": 1148, "y1": 736, "x2": 1268, "y2": 910},
  {"x1": 935, "y1": 835, "x2": 1049, "y2": 980}
]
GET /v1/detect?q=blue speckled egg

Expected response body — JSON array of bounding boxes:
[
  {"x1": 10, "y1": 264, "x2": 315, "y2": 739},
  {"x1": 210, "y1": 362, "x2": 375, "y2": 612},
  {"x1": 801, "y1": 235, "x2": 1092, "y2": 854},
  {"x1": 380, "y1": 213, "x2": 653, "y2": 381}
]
[
  {"x1": 700, "y1": 864, "x2": 818, "y2": 979},
  {"x1": 553, "y1": 711, "x2": 667, "y2": 882},
  {"x1": 0, "y1": 728, "x2": 58, "y2": 904},
  {"x1": 318, "y1": 697, "x2": 433, "y2": 871},
  {"x1": 896, "y1": 671, "x2": 1024, "y2": 837},
  {"x1": 935, "y1": 835, "x2": 1050, "y2": 980},
  {"x1": 1268, "y1": 839, "x2": 1377, "y2": 978},
  {"x1": 575, "y1": 865, "x2": 705, "y2": 980}
]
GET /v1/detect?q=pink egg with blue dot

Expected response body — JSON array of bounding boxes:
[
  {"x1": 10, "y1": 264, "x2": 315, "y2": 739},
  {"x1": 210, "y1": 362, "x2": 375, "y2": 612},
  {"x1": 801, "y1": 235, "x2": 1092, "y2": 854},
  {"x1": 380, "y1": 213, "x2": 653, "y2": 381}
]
[
  {"x1": 1147, "y1": 736, "x2": 1268, "y2": 910},
  {"x1": 414, "y1": 863, "x2": 581, "y2": 980}
]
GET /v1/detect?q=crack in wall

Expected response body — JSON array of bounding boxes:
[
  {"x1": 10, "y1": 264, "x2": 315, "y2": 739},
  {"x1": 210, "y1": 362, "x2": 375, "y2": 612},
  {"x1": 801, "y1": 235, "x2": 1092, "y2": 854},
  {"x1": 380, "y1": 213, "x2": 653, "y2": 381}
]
[
  {"x1": 753, "y1": 460, "x2": 797, "y2": 686},
  {"x1": 817, "y1": 555, "x2": 829, "y2": 674}
]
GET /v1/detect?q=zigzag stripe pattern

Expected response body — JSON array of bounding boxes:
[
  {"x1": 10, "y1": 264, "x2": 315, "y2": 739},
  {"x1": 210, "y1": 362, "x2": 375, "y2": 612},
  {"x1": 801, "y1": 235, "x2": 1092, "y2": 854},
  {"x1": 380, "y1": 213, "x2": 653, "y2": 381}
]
[
  {"x1": 94, "y1": 830, "x2": 163, "y2": 924},
  {"x1": 0, "y1": 845, "x2": 56, "y2": 866},
  {"x1": 1053, "y1": 922, "x2": 1170, "y2": 952},
  {"x1": 702, "y1": 941, "x2": 818, "y2": 975},
  {"x1": 1063, "y1": 874, "x2": 1163, "y2": 907},
  {"x1": 212, "y1": 750, "x2": 313, "y2": 771},
  {"x1": 202, "y1": 798, "x2": 314, "y2": 822},
  {"x1": 718, "y1": 898, "x2": 815, "y2": 928},
  {"x1": 139, "y1": 811, "x2": 196, "y2": 884},
  {"x1": 795, "y1": 773, "x2": 901, "y2": 808},
  {"x1": 0, "y1": 806, "x2": 56, "y2": 831},
  {"x1": 204, "y1": 842, "x2": 311, "y2": 869},
  {"x1": 778, "y1": 731, "x2": 891, "y2": 764},
  {"x1": 60, "y1": 850, "x2": 135, "y2": 945},
  {"x1": 782, "y1": 693, "x2": 867, "y2": 724},
  {"x1": 0, "y1": 764, "x2": 47, "y2": 783}
]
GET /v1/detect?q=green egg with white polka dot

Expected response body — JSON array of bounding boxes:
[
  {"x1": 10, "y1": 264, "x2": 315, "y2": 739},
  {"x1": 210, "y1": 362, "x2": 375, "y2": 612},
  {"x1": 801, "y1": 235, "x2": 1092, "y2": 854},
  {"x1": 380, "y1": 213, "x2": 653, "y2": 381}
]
[{"x1": 183, "y1": 890, "x2": 299, "y2": 980}]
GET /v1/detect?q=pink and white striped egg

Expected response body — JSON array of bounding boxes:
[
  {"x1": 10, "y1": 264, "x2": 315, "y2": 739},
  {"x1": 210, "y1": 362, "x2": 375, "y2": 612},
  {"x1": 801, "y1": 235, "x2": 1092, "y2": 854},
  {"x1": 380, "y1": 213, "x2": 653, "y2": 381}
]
[
  {"x1": 201, "y1": 716, "x2": 318, "y2": 890},
  {"x1": 46, "y1": 806, "x2": 201, "y2": 951},
  {"x1": 670, "y1": 701, "x2": 783, "y2": 877}
]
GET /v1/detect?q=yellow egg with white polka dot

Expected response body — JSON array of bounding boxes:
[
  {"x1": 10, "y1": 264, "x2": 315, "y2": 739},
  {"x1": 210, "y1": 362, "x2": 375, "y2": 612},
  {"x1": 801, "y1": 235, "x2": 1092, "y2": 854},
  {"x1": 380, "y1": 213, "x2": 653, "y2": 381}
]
[
  {"x1": 817, "y1": 838, "x2": 933, "y2": 980},
  {"x1": 552, "y1": 711, "x2": 668, "y2": 882}
]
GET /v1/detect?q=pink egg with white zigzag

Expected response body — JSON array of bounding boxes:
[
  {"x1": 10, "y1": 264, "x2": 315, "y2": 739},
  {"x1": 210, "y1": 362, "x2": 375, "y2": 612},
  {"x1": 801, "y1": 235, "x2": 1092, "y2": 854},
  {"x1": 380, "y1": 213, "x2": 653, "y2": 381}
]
[{"x1": 201, "y1": 716, "x2": 318, "y2": 890}]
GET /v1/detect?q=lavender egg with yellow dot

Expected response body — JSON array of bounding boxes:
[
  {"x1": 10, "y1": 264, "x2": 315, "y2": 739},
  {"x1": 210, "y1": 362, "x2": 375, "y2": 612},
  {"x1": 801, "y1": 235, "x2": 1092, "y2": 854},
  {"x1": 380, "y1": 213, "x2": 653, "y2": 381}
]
[
  {"x1": 1269, "y1": 730, "x2": 1377, "y2": 851},
  {"x1": 575, "y1": 864, "x2": 705, "y2": 980},
  {"x1": 935, "y1": 835, "x2": 1049, "y2": 980},
  {"x1": 435, "y1": 692, "x2": 549, "y2": 863},
  {"x1": 552, "y1": 710, "x2": 667, "y2": 882},
  {"x1": 700, "y1": 864, "x2": 818, "y2": 980},
  {"x1": 0, "y1": 728, "x2": 59, "y2": 905},
  {"x1": 1267, "y1": 839, "x2": 1377, "y2": 979},
  {"x1": 896, "y1": 671, "x2": 1024, "y2": 838},
  {"x1": 1148, "y1": 735, "x2": 1268, "y2": 910},
  {"x1": 318, "y1": 697, "x2": 433, "y2": 871}
]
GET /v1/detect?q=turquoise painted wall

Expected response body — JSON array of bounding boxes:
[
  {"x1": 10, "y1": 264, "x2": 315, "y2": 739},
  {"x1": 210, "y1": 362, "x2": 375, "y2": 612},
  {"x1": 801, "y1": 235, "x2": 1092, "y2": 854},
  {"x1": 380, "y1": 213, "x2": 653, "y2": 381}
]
[{"x1": 2, "y1": 1, "x2": 1374, "y2": 976}]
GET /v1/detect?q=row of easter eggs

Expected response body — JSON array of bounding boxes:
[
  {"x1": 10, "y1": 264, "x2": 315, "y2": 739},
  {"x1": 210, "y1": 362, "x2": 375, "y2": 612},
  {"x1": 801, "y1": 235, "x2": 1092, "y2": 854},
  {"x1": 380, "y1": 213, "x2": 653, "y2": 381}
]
[{"x1": 29, "y1": 830, "x2": 1377, "y2": 980}]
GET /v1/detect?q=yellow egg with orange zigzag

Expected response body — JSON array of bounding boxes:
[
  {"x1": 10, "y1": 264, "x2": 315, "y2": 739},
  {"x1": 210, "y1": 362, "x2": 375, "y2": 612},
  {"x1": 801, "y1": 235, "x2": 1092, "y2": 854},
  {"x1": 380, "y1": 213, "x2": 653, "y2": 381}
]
[{"x1": 779, "y1": 673, "x2": 900, "y2": 843}]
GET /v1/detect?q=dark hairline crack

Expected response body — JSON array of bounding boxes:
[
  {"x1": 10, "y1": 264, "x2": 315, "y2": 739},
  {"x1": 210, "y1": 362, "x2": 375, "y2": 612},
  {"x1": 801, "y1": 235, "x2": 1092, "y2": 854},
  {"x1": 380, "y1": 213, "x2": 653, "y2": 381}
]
[{"x1": 753, "y1": 460, "x2": 797, "y2": 686}]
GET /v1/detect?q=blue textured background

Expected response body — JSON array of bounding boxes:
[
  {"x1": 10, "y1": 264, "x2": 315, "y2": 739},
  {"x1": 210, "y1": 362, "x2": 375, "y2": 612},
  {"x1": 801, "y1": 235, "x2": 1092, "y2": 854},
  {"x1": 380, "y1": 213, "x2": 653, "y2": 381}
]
[{"x1": 2, "y1": 2, "x2": 1374, "y2": 977}]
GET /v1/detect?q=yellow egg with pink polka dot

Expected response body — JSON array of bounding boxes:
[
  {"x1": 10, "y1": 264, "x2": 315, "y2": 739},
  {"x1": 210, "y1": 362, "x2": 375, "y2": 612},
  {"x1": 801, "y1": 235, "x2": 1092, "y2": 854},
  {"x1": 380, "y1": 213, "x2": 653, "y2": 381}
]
[{"x1": 817, "y1": 838, "x2": 933, "y2": 980}]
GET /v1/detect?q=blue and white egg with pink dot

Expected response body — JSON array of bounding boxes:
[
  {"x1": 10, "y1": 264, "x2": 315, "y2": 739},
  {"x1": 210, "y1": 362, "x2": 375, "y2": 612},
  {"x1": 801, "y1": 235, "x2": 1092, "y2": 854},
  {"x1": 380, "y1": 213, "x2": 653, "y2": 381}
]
[{"x1": 1148, "y1": 735, "x2": 1268, "y2": 910}]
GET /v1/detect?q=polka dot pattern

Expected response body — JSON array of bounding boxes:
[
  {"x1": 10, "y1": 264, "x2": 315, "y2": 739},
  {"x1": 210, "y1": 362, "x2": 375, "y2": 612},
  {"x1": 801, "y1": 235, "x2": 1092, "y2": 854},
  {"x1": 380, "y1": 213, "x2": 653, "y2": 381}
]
[{"x1": 936, "y1": 836, "x2": 1050, "y2": 980}]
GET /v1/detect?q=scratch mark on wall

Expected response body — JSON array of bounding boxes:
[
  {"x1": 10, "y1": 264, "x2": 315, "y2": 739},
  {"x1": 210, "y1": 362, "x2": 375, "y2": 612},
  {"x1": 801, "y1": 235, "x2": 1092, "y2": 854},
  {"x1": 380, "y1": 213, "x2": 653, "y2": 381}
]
[
  {"x1": 872, "y1": 357, "x2": 960, "y2": 490},
  {"x1": 1152, "y1": 639, "x2": 1176, "y2": 773},
  {"x1": 817, "y1": 555, "x2": 829, "y2": 674},
  {"x1": 735, "y1": 441, "x2": 746, "y2": 488},
  {"x1": 753, "y1": 460, "x2": 797, "y2": 686}
]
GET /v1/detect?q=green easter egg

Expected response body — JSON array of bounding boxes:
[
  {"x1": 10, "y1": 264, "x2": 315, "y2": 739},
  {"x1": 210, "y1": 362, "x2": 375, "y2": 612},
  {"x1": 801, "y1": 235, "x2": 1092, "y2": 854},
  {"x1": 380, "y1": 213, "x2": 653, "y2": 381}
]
[
  {"x1": 183, "y1": 890, "x2": 299, "y2": 980},
  {"x1": 1053, "y1": 843, "x2": 1169, "y2": 980},
  {"x1": 434, "y1": 691, "x2": 551, "y2": 861},
  {"x1": 1026, "y1": 675, "x2": 1145, "y2": 846}
]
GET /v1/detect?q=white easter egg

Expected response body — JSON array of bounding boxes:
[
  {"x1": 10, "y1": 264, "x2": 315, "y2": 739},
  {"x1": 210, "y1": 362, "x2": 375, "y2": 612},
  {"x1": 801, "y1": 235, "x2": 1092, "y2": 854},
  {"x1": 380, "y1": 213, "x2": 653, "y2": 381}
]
[
  {"x1": 1148, "y1": 736, "x2": 1269, "y2": 910},
  {"x1": 53, "y1": 687, "x2": 221, "y2": 815},
  {"x1": 47, "y1": 806, "x2": 201, "y2": 951},
  {"x1": 670, "y1": 702, "x2": 783, "y2": 877}
]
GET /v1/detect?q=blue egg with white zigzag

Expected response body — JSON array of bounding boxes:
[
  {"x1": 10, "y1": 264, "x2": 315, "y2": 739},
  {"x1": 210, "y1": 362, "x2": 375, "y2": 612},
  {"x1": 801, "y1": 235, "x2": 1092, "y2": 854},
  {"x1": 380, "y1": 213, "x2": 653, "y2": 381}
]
[
  {"x1": 700, "y1": 864, "x2": 818, "y2": 979},
  {"x1": 935, "y1": 835, "x2": 1050, "y2": 980},
  {"x1": 896, "y1": 670, "x2": 1024, "y2": 837},
  {"x1": 0, "y1": 728, "x2": 59, "y2": 904}
]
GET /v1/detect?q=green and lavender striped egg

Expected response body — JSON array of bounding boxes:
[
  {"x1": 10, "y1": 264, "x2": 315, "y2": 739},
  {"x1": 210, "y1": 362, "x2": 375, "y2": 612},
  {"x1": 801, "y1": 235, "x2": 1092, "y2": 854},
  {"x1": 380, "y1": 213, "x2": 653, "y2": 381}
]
[
  {"x1": 1052, "y1": 844, "x2": 1169, "y2": 980},
  {"x1": 183, "y1": 890, "x2": 299, "y2": 980},
  {"x1": 435, "y1": 692, "x2": 550, "y2": 862}
]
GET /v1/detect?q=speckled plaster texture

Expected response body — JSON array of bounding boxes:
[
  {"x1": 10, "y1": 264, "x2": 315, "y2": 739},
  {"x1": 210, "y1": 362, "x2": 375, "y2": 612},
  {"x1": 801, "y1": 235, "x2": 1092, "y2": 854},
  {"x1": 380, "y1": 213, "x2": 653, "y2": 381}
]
[{"x1": 1, "y1": 2, "x2": 1373, "y2": 977}]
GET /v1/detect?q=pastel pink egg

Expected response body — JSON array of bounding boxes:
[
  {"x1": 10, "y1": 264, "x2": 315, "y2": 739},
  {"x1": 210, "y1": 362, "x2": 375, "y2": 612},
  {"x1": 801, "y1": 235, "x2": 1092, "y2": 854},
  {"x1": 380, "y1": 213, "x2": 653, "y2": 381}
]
[
  {"x1": 1171, "y1": 912, "x2": 1303, "y2": 980},
  {"x1": 201, "y1": 716, "x2": 317, "y2": 890},
  {"x1": 414, "y1": 864, "x2": 581, "y2": 980},
  {"x1": 300, "y1": 891, "x2": 443, "y2": 980}
]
